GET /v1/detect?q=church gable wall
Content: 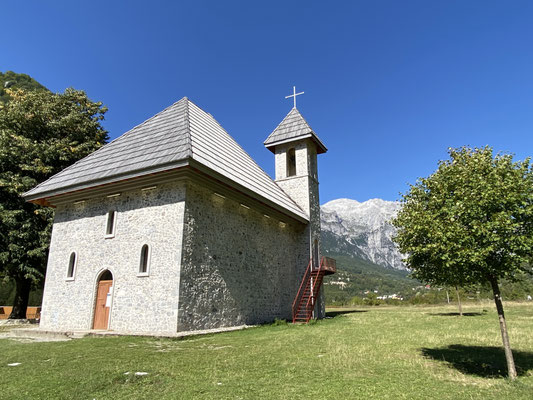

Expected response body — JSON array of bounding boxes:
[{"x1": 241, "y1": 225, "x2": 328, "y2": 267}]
[
  {"x1": 40, "y1": 181, "x2": 186, "y2": 334},
  {"x1": 177, "y1": 182, "x2": 308, "y2": 331}
]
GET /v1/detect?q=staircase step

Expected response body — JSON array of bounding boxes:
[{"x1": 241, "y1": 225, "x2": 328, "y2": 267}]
[{"x1": 293, "y1": 259, "x2": 328, "y2": 324}]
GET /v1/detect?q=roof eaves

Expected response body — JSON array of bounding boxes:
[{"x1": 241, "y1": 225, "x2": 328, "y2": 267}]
[
  {"x1": 188, "y1": 158, "x2": 308, "y2": 223},
  {"x1": 23, "y1": 159, "x2": 191, "y2": 202},
  {"x1": 264, "y1": 133, "x2": 313, "y2": 148},
  {"x1": 22, "y1": 97, "x2": 191, "y2": 199},
  {"x1": 263, "y1": 107, "x2": 295, "y2": 143},
  {"x1": 310, "y1": 132, "x2": 328, "y2": 154},
  {"x1": 264, "y1": 132, "x2": 328, "y2": 154},
  {"x1": 264, "y1": 107, "x2": 327, "y2": 153}
]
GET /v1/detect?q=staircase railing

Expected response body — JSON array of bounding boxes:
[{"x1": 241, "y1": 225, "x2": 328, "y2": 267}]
[
  {"x1": 292, "y1": 256, "x2": 336, "y2": 323},
  {"x1": 304, "y1": 256, "x2": 326, "y2": 315},
  {"x1": 291, "y1": 258, "x2": 312, "y2": 320},
  {"x1": 292, "y1": 257, "x2": 327, "y2": 323}
]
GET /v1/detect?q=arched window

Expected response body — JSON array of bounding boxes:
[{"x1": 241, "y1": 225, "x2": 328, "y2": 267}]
[
  {"x1": 105, "y1": 210, "x2": 116, "y2": 237},
  {"x1": 139, "y1": 244, "x2": 150, "y2": 276},
  {"x1": 287, "y1": 148, "x2": 296, "y2": 177},
  {"x1": 67, "y1": 252, "x2": 77, "y2": 279}
]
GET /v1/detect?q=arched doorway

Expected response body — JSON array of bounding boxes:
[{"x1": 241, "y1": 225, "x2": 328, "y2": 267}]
[{"x1": 93, "y1": 270, "x2": 113, "y2": 330}]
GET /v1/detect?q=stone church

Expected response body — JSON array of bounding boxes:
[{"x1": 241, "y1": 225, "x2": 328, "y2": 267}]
[{"x1": 24, "y1": 97, "x2": 333, "y2": 335}]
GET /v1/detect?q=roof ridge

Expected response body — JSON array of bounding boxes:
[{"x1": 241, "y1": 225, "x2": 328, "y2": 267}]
[
  {"x1": 187, "y1": 102, "x2": 308, "y2": 219},
  {"x1": 291, "y1": 108, "x2": 313, "y2": 133},
  {"x1": 24, "y1": 98, "x2": 190, "y2": 195},
  {"x1": 102, "y1": 97, "x2": 188, "y2": 148},
  {"x1": 189, "y1": 101, "x2": 275, "y2": 178},
  {"x1": 263, "y1": 107, "x2": 327, "y2": 154},
  {"x1": 23, "y1": 98, "x2": 190, "y2": 197},
  {"x1": 263, "y1": 107, "x2": 303, "y2": 143},
  {"x1": 184, "y1": 98, "x2": 192, "y2": 158},
  {"x1": 24, "y1": 97, "x2": 309, "y2": 221}
]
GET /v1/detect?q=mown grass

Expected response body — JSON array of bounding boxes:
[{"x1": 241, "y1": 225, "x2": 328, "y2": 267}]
[{"x1": 1, "y1": 302, "x2": 532, "y2": 399}]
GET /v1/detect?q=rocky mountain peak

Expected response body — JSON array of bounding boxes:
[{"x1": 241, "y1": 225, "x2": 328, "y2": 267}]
[{"x1": 321, "y1": 198, "x2": 406, "y2": 270}]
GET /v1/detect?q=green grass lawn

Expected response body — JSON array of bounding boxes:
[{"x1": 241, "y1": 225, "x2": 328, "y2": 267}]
[{"x1": 1, "y1": 302, "x2": 532, "y2": 399}]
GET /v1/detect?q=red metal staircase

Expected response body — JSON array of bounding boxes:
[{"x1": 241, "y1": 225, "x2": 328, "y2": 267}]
[{"x1": 292, "y1": 256, "x2": 336, "y2": 323}]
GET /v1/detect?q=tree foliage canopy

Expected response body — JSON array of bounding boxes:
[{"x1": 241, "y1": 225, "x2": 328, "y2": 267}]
[
  {"x1": 0, "y1": 88, "x2": 108, "y2": 288},
  {"x1": 0, "y1": 71, "x2": 47, "y2": 103},
  {"x1": 392, "y1": 146, "x2": 532, "y2": 287}
]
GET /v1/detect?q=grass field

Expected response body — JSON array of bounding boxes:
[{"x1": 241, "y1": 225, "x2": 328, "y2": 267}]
[{"x1": 1, "y1": 302, "x2": 532, "y2": 399}]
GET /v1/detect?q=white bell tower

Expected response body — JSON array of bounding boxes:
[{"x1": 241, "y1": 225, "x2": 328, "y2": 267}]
[{"x1": 264, "y1": 90, "x2": 328, "y2": 317}]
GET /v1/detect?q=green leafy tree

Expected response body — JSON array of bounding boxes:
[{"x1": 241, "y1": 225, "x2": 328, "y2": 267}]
[
  {"x1": 0, "y1": 71, "x2": 47, "y2": 103},
  {"x1": 392, "y1": 146, "x2": 532, "y2": 380},
  {"x1": 0, "y1": 88, "x2": 108, "y2": 318}
]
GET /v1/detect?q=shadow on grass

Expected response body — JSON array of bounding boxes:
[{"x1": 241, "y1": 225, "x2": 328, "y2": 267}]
[
  {"x1": 326, "y1": 310, "x2": 369, "y2": 318},
  {"x1": 428, "y1": 312, "x2": 485, "y2": 317},
  {"x1": 421, "y1": 344, "x2": 533, "y2": 378}
]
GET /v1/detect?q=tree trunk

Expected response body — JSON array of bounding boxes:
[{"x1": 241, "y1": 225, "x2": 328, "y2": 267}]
[
  {"x1": 9, "y1": 276, "x2": 31, "y2": 319},
  {"x1": 490, "y1": 277, "x2": 517, "y2": 380},
  {"x1": 446, "y1": 290, "x2": 450, "y2": 304},
  {"x1": 455, "y1": 286, "x2": 462, "y2": 316}
]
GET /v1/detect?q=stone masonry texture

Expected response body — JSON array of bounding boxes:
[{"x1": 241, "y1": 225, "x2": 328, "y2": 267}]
[
  {"x1": 39, "y1": 134, "x2": 325, "y2": 334},
  {"x1": 40, "y1": 181, "x2": 186, "y2": 334},
  {"x1": 177, "y1": 182, "x2": 308, "y2": 331}
]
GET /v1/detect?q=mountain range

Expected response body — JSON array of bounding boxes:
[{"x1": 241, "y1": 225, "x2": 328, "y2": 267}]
[
  {"x1": 319, "y1": 198, "x2": 417, "y2": 304},
  {"x1": 321, "y1": 198, "x2": 406, "y2": 270}
]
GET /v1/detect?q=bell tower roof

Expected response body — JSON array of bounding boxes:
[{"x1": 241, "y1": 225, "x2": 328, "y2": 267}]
[{"x1": 264, "y1": 107, "x2": 327, "y2": 154}]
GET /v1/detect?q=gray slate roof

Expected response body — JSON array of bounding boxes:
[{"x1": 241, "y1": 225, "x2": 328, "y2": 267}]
[
  {"x1": 24, "y1": 98, "x2": 308, "y2": 221},
  {"x1": 264, "y1": 107, "x2": 327, "y2": 154}
]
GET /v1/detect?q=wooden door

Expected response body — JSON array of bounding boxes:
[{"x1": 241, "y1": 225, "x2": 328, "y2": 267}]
[{"x1": 93, "y1": 280, "x2": 112, "y2": 330}]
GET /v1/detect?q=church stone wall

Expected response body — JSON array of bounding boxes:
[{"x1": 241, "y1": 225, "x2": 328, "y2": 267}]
[
  {"x1": 177, "y1": 182, "x2": 308, "y2": 331},
  {"x1": 40, "y1": 181, "x2": 186, "y2": 334}
]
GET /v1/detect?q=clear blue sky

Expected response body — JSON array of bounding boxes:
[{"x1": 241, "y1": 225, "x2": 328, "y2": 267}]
[{"x1": 3, "y1": 1, "x2": 532, "y2": 203}]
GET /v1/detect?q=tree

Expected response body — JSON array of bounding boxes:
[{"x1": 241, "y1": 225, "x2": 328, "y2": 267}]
[
  {"x1": 0, "y1": 71, "x2": 47, "y2": 103},
  {"x1": 0, "y1": 88, "x2": 108, "y2": 318},
  {"x1": 392, "y1": 146, "x2": 532, "y2": 380}
]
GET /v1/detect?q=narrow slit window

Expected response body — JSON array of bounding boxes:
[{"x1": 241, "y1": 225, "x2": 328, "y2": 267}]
[
  {"x1": 287, "y1": 148, "x2": 296, "y2": 177},
  {"x1": 139, "y1": 244, "x2": 150, "y2": 275},
  {"x1": 106, "y1": 210, "x2": 116, "y2": 237},
  {"x1": 67, "y1": 252, "x2": 76, "y2": 279}
]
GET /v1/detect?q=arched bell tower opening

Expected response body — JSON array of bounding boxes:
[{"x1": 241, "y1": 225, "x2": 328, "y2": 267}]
[
  {"x1": 287, "y1": 148, "x2": 296, "y2": 177},
  {"x1": 93, "y1": 270, "x2": 114, "y2": 330}
]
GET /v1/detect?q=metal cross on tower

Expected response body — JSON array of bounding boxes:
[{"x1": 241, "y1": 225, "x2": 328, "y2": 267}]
[{"x1": 285, "y1": 86, "x2": 304, "y2": 108}]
